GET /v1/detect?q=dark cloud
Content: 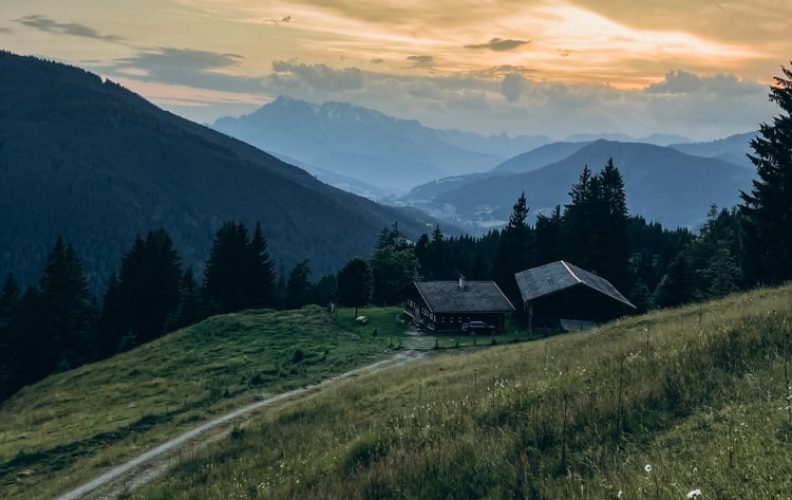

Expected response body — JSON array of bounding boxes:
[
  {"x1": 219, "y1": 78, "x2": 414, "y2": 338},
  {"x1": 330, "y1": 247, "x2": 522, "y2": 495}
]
[
  {"x1": 107, "y1": 48, "x2": 263, "y2": 93},
  {"x1": 265, "y1": 15, "x2": 292, "y2": 24},
  {"x1": 501, "y1": 74, "x2": 524, "y2": 102},
  {"x1": 0, "y1": 27, "x2": 12, "y2": 34},
  {"x1": 406, "y1": 55, "x2": 434, "y2": 69},
  {"x1": 271, "y1": 60, "x2": 365, "y2": 92},
  {"x1": 646, "y1": 70, "x2": 764, "y2": 96},
  {"x1": 465, "y1": 38, "x2": 530, "y2": 51},
  {"x1": 15, "y1": 15, "x2": 123, "y2": 42},
  {"x1": 370, "y1": 58, "x2": 385, "y2": 64}
]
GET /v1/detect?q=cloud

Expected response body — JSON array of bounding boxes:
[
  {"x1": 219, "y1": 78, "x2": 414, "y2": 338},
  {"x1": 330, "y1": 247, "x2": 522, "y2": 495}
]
[
  {"x1": 271, "y1": 60, "x2": 365, "y2": 92},
  {"x1": 264, "y1": 15, "x2": 292, "y2": 24},
  {"x1": 406, "y1": 55, "x2": 434, "y2": 69},
  {"x1": 465, "y1": 38, "x2": 530, "y2": 51},
  {"x1": 106, "y1": 48, "x2": 263, "y2": 93},
  {"x1": 472, "y1": 65, "x2": 535, "y2": 78},
  {"x1": 15, "y1": 15, "x2": 123, "y2": 42},
  {"x1": 370, "y1": 58, "x2": 384, "y2": 64},
  {"x1": 646, "y1": 70, "x2": 764, "y2": 96},
  {"x1": 0, "y1": 27, "x2": 12, "y2": 34},
  {"x1": 501, "y1": 74, "x2": 524, "y2": 102}
]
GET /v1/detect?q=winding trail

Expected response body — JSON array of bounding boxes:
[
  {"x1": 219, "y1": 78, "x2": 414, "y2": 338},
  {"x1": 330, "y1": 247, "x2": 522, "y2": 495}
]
[{"x1": 57, "y1": 350, "x2": 427, "y2": 500}]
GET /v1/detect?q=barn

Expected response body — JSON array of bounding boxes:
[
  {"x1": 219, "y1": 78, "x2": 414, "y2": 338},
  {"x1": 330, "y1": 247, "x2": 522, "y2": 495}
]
[
  {"x1": 514, "y1": 260, "x2": 636, "y2": 331},
  {"x1": 399, "y1": 277, "x2": 515, "y2": 332}
]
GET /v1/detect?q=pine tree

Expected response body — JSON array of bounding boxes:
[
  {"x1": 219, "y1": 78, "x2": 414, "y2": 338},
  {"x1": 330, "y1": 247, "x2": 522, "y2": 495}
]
[
  {"x1": 29, "y1": 237, "x2": 98, "y2": 380},
  {"x1": 111, "y1": 230, "x2": 183, "y2": 345},
  {"x1": 740, "y1": 64, "x2": 792, "y2": 284},
  {"x1": 535, "y1": 205, "x2": 563, "y2": 265},
  {"x1": 165, "y1": 269, "x2": 207, "y2": 332},
  {"x1": 370, "y1": 247, "x2": 419, "y2": 306},
  {"x1": 596, "y1": 159, "x2": 629, "y2": 289},
  {"x1": 250, "y1": 222, "x2": 277, "y2": 308},
  {"x1": 653, "y1": 251, "x2": 696, "y2": 308},
  {"x1": 286, "y1": 260, "x2": 312, "y2": 309},
  {"x1": 0, "y1": 273, "x2": 21, "y2": 398},
  {"x1": 492, "y1": 193, "x2": 532, "y2": 301},
  {"x1": 337, "y1": 258, "x2": 373, "y2": 316},
  {"x1": 98, "y1": 273, "x2": 125, "y2": 356},
  {"x1": 204, "y1": 222, "x2": 261, "y2": 313}
]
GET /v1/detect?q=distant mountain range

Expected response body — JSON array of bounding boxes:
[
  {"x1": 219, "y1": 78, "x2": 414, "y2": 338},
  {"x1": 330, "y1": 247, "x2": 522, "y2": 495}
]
[
  {"x1": 212, "y1": 98, "x2": 708, "y2": 196},
  {"x1": 669, "y1": 131, "x2": 755, "y2": 168},
  {"x1": 212, "y1": 97, "x2": 504, "y2": 192},
  {"x1": 0, "y1": 52, "x2": 438, "y2": 290},
  {"x1": 401, "y1": 140, "x2": 756, "y2": 231}
]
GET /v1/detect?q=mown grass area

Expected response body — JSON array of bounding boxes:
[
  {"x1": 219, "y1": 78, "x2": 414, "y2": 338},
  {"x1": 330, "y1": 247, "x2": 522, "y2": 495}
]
[
  {"x1": 136, "y1": 285, "x2": 792, "y2": 499},
  {"x1": 0, "y1": 305, "x2": 408, "y2": 499}
]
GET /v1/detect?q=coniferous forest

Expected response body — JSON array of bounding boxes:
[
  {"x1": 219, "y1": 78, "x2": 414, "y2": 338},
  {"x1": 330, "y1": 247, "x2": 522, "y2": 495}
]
[{"x1": 1, "y1": 65, "x2": 791, "y2": 405}]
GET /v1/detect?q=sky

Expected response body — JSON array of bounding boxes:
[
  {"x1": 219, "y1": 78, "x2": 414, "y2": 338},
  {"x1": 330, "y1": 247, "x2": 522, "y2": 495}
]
[{"x1": 2, "y1": 0, "x2": 790, "y2": 139}]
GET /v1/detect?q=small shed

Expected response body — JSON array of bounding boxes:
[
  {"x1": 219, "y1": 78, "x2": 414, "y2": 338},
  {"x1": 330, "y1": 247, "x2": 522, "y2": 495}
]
[
  {"x1": 399, "y1": 277, "x2": 515, "y2": 332},
  {"x1": 515, "y1": 260, "x2": 635, "y2": 331}
]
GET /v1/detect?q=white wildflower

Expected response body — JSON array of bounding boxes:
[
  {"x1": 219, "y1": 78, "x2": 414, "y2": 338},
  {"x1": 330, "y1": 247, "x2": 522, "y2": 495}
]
[
  {"x1": 644, "y1": 464, "x2": 652, "y2": 473},
  {"x1": 617, "y1": 490, "x2": 623, "y2": 498},
  {"x1": 686, "y1": 489, "x2": 702, "y2": 499}
]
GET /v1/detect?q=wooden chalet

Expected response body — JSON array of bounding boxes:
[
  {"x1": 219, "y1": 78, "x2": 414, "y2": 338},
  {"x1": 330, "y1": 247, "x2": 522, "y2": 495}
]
[
  {"x1": 514, "y1": 260, "x2": 636, "y2": 331},
  {"x1": 400, "y1": 277, "x2": 515, "y2": 332}
]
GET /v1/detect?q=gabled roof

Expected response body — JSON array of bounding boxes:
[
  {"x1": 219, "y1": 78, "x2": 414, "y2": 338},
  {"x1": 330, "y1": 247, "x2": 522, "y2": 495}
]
[
  {"x1": 402, "y1": 281, "x2": 515, "y2": 314},
  {"x1": 514, "y1": 260, "x2": 636, "y2": 309}
]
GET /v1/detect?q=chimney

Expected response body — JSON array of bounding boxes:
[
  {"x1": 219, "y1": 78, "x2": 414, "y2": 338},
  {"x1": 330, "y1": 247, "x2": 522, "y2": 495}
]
[{"x1": 459, "y1": 275, "x2": 466, "y2": 291}]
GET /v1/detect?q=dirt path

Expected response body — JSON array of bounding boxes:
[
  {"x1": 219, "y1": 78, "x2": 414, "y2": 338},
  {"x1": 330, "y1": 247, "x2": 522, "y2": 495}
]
[{"x1": 57, "y1": 350, "x2": 427, "y2": 500}]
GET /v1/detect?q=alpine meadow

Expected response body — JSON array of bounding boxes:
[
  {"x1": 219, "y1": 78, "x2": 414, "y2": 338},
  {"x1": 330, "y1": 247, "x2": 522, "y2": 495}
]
[{"x1": 1, "y1": 2, "x2": 791, "y2": 499}]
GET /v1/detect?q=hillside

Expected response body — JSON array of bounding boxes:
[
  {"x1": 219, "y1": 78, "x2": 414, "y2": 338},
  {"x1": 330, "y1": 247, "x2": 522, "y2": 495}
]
[
  {"x1": 0, "y1": 52, "x2": 434, "y2": 289},
  {"x1": 489, "y1": 141, "x2": 590, "y2": 174},
  {"x1": 136, "y1": 285, "x2": 792, "y2": 499},
  {"x1": 212, "y1": 97, "x2": 503, "y2": 191},
  {"x1": 411, "y1": 140, "x2": 755, "y2": 230},
  {"x1": 0, "y1": 306, "x2": 406, "y2": 499},
  {"x1": 669, "y1": 131, "x2": 756, "y2": 168}
]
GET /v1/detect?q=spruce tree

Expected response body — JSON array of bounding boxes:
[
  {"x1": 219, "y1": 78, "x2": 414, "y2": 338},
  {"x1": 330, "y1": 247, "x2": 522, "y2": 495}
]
[
  {"x1": 740, "y1": 63, "x2": 792, "y2": 284},
  {"x1": 0, "y1": 273, "x2": 21, "y2": 398},
  {"x1": 250, "y1": 222, "x2": 277, "y2": 308},
  {"x1": 204, "y1": 222, "x2": 259, "y2": 313},
  {"x1": 165, "y1": 269, "x2": 207, "y2": 332},
  {"x1": 32, "y1": 237, "x2": 98, "y2": 378},
  {"x1": 113, "y1": 230, "x2": 182, "y2": 344},
  {"x1": 337, "y1": 258, "x2": 373, "y2": 316},
  {"x1": 653, "y1": 251, "x2": 696, "y2": 308},
  {"x1": 492, "y1": 192, "x2": 532, "y2": 301},
  {"x1": 535, "y1": 205, "x2": 563, "y2": 265},
  {"x1": 98, "y1": 273, "x2": 125, "y2": 356},
  {"x1": 286, "y1": 260, "x2": 312, "y2": 309}
]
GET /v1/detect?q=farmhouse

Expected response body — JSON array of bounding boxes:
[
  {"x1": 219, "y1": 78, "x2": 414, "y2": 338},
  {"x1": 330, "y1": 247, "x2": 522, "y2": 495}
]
[
  {"x1": 515, "y1": 260, "x2": 636, "y2": 331},
  {"x1": 399, "y1": 277, "x2": 515, "y2": 332}
]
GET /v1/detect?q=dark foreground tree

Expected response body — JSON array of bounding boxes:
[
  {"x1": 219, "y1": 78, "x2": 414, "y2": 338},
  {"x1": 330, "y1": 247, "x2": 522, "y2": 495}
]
[
  {"x1": 286, "y1": 260, "x2": 312, "y2": 309},
  {"x1": 740, "y1": 63, "x2": 792, "y2": 284},
  {"x1": 337, "y1": 258, "x2": 373, "y2": 316},
  {"x1": 105, "y1": 230, "x2": 183, "y2": 348},
  {"x1": 21, "y1": 237, "x2": 98, "y2": 382},
  {"x1": 204, "y1": 222, "x2": 276, "y2": 313}
]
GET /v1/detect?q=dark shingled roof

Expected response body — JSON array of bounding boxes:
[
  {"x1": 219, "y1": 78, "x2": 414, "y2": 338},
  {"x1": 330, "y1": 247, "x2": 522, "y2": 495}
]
[
  {"x1": 406, "y1": 281, "x2": 515, "y2": 314},
  {"x1": 514, "y1": 260, "x2": 636, "y2": 309}
]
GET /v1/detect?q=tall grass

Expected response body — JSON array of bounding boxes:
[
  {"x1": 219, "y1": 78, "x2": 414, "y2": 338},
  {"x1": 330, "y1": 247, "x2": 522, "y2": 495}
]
[
  {"x1": 0, "y1": 306, "x2": 400, "y2": 499},
  {"x1": 136, "y1": 286, "x2": 792, "y2": 499}
]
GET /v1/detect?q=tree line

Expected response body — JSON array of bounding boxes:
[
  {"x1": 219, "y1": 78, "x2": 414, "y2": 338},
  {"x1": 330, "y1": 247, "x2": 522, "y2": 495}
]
[
  {"x1": 0, "y1": 222, "x2": 319, "y2": 400},
  {"x1": 1, "y1": 64, "x2": 790, "y2": 401}
]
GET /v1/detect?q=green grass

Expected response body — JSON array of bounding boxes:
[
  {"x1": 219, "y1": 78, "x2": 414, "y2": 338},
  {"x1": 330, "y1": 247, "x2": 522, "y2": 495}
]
[
  {"x1": 131, "y1": 285, "x2": 792, "y2": 499},
  {"x1": 0, "y1": 305, "x2": 409, "y2": 499}
]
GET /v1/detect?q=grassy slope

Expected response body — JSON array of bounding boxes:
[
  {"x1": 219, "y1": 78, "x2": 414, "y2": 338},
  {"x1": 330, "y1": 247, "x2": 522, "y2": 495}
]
[
  {"x1": 135, "y1": 286, "x2": 792, "y2": 499},
  {"x1": 0, "y1": 306, "x2": 409, "y2": 498}
]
